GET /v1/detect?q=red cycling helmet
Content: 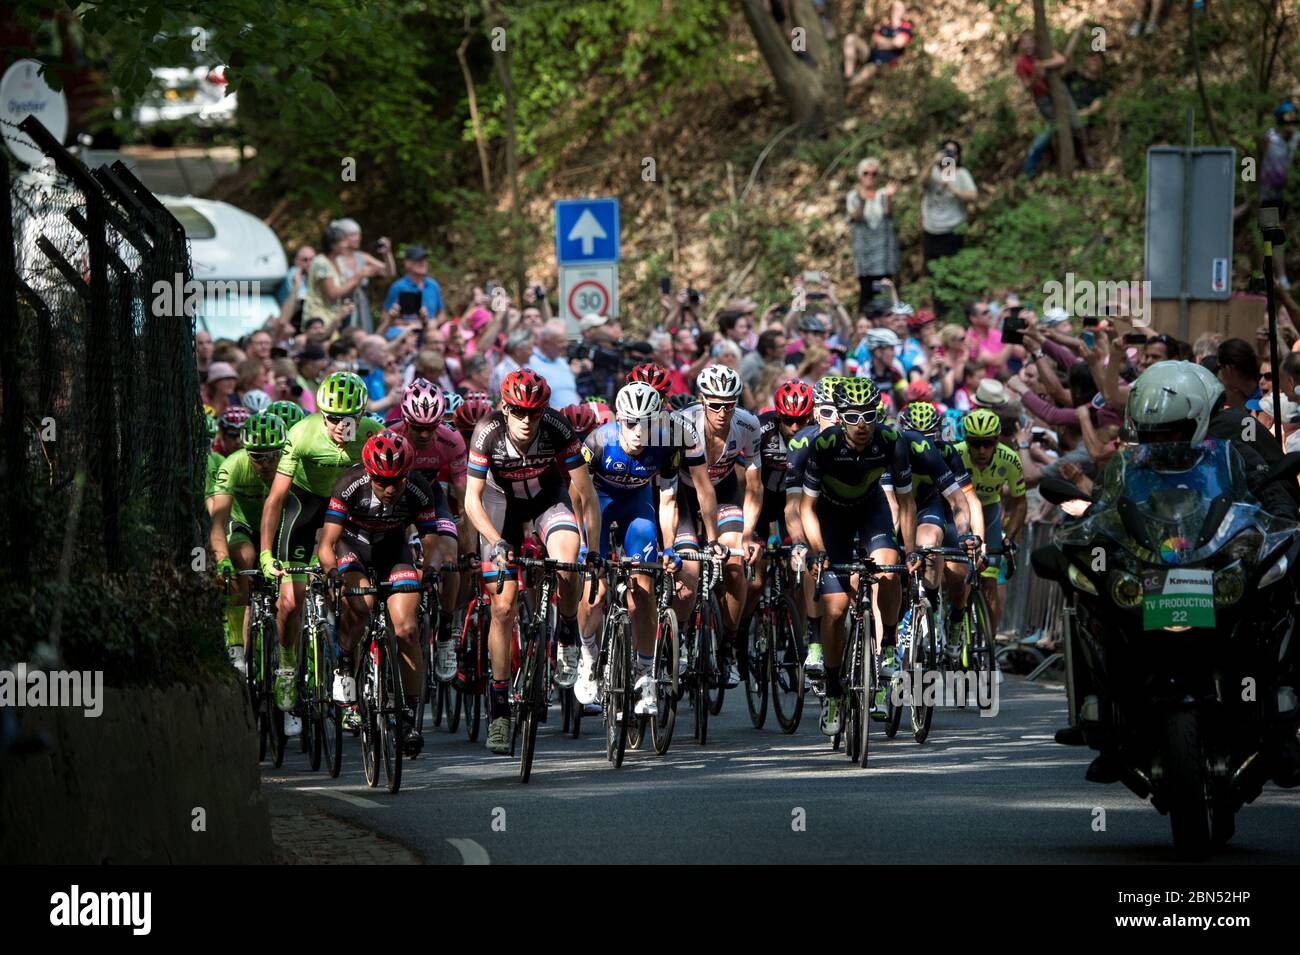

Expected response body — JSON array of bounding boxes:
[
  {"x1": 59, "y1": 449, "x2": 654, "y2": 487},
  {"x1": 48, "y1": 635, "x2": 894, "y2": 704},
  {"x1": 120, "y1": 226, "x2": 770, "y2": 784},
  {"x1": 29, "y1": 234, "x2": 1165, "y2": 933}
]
[
  {"x1": 455, "y1": 395, "x2": 493, "y2": 434},
  {"x1": 773, "y1": 379, "x2": 814, "y2": 419},
  {"x1": 401, "y1": 377, "x2": 445, "y2": 427},
  {"x1": 501, "y1": 368, "x2": 550, "y2": 410},
  {"x1": 628, "y1": 362, "x2": 672, "y2": 398},
  {"x1": 561, "y1": 403, "x2": 599, "y2": 435},
  {"x1": 218, "y1": 405, "x2": 251, "y2": 430},
  {"x1": 588, "y1": 399, "x2": 615, "y2": 426},
  {"x1": 361, "y1": 429, "x2": 414, "y2": 479}
]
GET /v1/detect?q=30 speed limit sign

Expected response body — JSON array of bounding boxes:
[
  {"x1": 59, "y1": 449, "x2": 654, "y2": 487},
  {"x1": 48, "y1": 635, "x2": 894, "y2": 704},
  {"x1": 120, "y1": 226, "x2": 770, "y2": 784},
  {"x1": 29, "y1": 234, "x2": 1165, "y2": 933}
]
[{"x1": 560, "y1": 264, "x2": 618, "y2": 333}]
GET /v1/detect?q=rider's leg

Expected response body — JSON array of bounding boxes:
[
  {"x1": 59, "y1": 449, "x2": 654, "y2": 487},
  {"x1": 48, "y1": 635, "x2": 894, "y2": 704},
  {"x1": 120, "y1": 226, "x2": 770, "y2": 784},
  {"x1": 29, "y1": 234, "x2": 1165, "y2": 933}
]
[
  {"x1": 821, "y1": 589, "x2": 851, "y2": 697},
  {"x1": 488, "y1": 576, "x2": 520, "y2": 719},
  {"x1": 384, "y1": 569, "x2": 423, "y2": 703}
]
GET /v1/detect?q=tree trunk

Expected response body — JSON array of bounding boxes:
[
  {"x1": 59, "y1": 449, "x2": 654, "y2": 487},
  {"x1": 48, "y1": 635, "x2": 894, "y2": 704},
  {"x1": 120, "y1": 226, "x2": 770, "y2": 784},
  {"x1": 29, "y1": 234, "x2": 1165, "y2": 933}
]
[
  {"x1": 739, "y1": 0, "x2": 842, "y2": 131},
  {"x1": 457, "y1": 25, "x2": 493, "y2": 197},
  {"x1": 481, "y1": 0, "x2": 526, "y2": 298},
  {"x1": 1033, "y1": 0, "x2": 1075, "y2": 176}
]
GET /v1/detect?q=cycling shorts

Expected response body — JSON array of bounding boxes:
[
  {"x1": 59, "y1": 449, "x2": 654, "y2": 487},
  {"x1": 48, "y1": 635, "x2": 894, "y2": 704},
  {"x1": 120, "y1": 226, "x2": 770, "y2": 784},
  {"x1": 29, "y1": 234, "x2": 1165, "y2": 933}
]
[
  {"x1": 477, "y1": 483, "x2": 580, "y2": 580},
  {"x1": 596, "y1": 486, "x2": 659, "y2": 562},
  {"x1": 337, "y1": 533, "x2": 420, "y2": 591},
  {"x1": 276, "y1": 487, "x2": 328, "y2": 580},
  {"x1": 817, "y1": 499, "x2": 897, "y2": 596},
  {"x1": 981, "y1": 501, "x2": 1004, "y2": 579},
  {"x1": 228, "y1": 519, "x2": 260, "y2": 551},
  {"x1": 916, "y1": 498, "x2": 958, "y2": 549},
  {"x1": 673, "y1": 469, "x2": 745, "y2": 548}
]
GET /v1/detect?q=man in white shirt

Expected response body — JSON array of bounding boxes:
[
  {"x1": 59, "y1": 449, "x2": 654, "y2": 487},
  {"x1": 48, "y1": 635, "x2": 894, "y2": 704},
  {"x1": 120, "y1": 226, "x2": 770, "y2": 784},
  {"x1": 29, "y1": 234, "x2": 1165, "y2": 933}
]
[{"x1": 527, "y1": 320, "x2": 581, "y2": 407}]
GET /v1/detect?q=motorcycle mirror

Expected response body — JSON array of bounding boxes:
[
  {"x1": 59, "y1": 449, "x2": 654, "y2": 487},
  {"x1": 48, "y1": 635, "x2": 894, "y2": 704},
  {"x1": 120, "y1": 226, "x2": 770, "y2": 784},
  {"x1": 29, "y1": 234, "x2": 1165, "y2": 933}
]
[
  {"x1": 1040, "y1": 475, "x2": 1091, "y2": 507},
  {"x1": 1262, "y1": 450, "x2": 1300, "y2": 485}
]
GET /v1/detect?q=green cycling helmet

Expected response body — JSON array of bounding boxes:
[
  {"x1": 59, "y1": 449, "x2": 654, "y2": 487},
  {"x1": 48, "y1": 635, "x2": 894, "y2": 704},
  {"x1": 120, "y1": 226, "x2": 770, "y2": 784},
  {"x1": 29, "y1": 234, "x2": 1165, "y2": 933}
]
[
  {"x1": 204, "y1": 413, "x2": 218, "y2": 440},
  {"x1": 834, "y1": 377, "x2": 881, "y2": 411},
  {"x1": 901, "y1": 401, "x2": 940, "y2": 437},
  {"x1": 812, "y1": 375, "x2": 843, "y2": 406},
  {"x1": 265, "y1": 400, "x2": 306, "y2": 429},
  {"x1": 317, "y1": 371, "x2": 368, "y2": 415},
  {"x1": 241, "y1": 412, "x2": 288, "y2": 452},
  {"x1": 963, "y1": 407, "x2": 1002, "y2": 439}
]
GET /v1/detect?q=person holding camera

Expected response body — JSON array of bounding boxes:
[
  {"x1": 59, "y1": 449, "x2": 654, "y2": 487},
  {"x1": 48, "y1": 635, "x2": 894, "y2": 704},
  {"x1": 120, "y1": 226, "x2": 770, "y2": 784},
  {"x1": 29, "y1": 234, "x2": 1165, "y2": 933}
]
[
  {"x1": 921, "y1": 140, "x2": 977, "y2": 273},
  {"x1": 1263, "y1": 101, "x2": 1300, "y2": 289},
  {"x1": 847, "y1": 158, "x2": 899, "y2": 318},
  {"x1": 331, "y1": 218, "x2": 395, "y2": 335}
]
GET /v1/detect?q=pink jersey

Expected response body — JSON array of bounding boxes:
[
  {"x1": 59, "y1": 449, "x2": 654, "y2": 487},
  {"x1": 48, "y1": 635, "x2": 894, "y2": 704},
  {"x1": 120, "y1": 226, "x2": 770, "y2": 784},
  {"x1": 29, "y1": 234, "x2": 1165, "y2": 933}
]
[{"x1": 390, "y1": 420, "x2": 468, "y2": 490}]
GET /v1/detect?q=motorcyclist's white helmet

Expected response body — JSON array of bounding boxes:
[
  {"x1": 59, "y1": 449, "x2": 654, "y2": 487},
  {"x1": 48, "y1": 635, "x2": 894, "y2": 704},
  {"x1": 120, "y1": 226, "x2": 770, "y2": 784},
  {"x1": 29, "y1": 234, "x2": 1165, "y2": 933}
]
[
  {"x1": 615, "y1": 381, "x2": 662, "y2": 420},
  {"x1": 1125, "y1": 360, "x2": 1223, "y2": 446}
]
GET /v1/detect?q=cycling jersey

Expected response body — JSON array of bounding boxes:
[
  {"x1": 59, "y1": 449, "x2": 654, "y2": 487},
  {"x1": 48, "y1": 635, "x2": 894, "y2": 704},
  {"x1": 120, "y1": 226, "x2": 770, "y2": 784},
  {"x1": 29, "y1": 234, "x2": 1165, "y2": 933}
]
[
  {"x1": 277, "y1": 413, "x2": 385, "y2": 497},
  {"x1": 213, "y1": 449, "x2": 272, "y2": 533},
  {"x1": 782, "y1": 423, "x2": 820, "y2": 495},
  {"x1": 802, "y1": 426, "x2": 911, "y2": 506},
  {"x1": 676, "y1": 403, "x2": 761, "y2": 486},
  {"x1": 324, "y1": 465, "x2": 448, "y2": 542},
  {"x1": 673, "y1": 404, "x2": 760, "y2": 543},
  {"x1": 955, "y1": 440, "x2": 1026, "y2": 505},
  {"x1": 756, "y1": 411, "x2": 792, "y2": 494},
  {"x1": 581, "y1": 421, "x2": 680, "y2": 495},
  {"x1": 467, "y1": 408, "x2": 583, "y2": 498},
  {"x1": 205, "y1": 451, "x2": 225, "y2": 498},
  {"x1": 390, "y1": 420, "x2": 468, "y2": 490},
  {"x1": 898, "y1": 431, "x2": 966, "y2": 509}
]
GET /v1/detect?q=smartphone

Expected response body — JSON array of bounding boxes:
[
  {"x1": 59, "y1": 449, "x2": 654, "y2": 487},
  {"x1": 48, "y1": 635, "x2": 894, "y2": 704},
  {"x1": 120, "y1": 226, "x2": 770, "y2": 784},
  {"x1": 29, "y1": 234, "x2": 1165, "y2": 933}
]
[
  {"x1": 398, "y1": 291, "x2": 422, "y2": 316},
  {"x1": 659, "y1": 277, "x2": 671, "y2": 295},
  {"x1": 806, "y1": 291, "x2": 828, "y2": 301},
  {"x1": 1082, "y1": 331, "x2": 1095, "y2": 349},
  {"x1": 485, "y1": 281, "x2": 497, "y2": 296},
  {"x1": 1032, "y1": 432, "x2": 1051, "y2": 446},
  {"x1": 1123, "y1": 332, "x2": 1147, "y2": 345},
  {"x1": 1002, "y1": 314, "x2": 1026, "y2": 346}
]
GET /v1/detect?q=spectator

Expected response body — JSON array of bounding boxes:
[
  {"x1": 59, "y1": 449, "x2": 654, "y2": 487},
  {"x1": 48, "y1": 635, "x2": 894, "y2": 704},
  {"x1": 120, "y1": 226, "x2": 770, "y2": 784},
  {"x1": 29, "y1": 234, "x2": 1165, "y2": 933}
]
[
  {"x1": 673, "y1": 327, "x2": 699, "y2": 369},
  {"x1": 843, "y1": 1, "x2": 913, "y2": 87},
  {"x1": 847, "y1": 158, "x2": 900, "y2": 317},
  {"x1": 382, "y1": 244, "x2": 446, "y2": 327},
  {"x1": 786, "y1": 313, "x2": 839, "y2": 371},
  {"x1": 276, "y1": 245, "x2": 314, "y2": 333},
  {"x1": 202, "y1": 361, "x2": 239, "y2": 409},
  {"x1": 357, "y1": 336, "x2": 402, "y2": 412},
  {"x1": 921, "y1": 140, "x2": 977, "y2": 282},
  {"x1": 234, "y1": 358, "x2": 268, "y2": 402},
  {"x1": 649, "y1": 332, "x2": 692, "y2": 395},
  {"x1": 1064, "y1": 48, "x2": 1109, "y2": 166},
  {"x1": 490, "y1": 328, "x2": 534, "y2": 400},
  {"x1": 303, "y1": 225, "x2": 369, "y2": 330},
  {"x1": 1015, "y1": 30, "x2": 1078, "y2": 178},
  {"x1": 246, "y1": 329, "x2": 273, "y2": 373},
  {"x1": 718, "y1": 308, "x2": 757, "y2": 354},
  {"x1": 741, "y1": 328, "x2": 787, "y2": 393},
  {"x1": 1192, "y1": 331, "x2": 1221, "y2": 363},
  {"x1": 461, "y1": 354, "x2": 491, "y2": 396},
  {"x1": 529, "y1": 320, "x2": 581, "y2": 407},
  {"x1": 974, "y1": 378, "x2": 1010, "y2": 410},
  {"x1": 796, "y1": 345, "x2": 834, "y2": 388},
  {"x1": 951, "y1": 361, "x2": 982, "y2": 412},
  {"x1": 269, "y1": 357, "x2": 302, "y2": 404},
  {"x1": 966, "y1": 301, "x2": 1011, "y2": 374},
  {"x1": 332, "y1": 219, "x2": 395, "y2": 334},
  {"x1": 414, "y1": 349, "x2": 456, "y2": 396},
  {"x1": 1211, "y1": 338, "x2": 1290, "y2": 473},
  {"x1": 1128, "y1": 0, "x2": 1168, "y2": 37},
  {"x1": 196, "y1": 329, "x2": 214, "y2": 376}
]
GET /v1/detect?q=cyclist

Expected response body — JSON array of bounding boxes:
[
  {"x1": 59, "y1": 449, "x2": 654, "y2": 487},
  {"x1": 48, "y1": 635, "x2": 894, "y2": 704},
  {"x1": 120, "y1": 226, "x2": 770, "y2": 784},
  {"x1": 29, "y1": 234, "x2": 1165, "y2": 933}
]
[
  {"x1": 797, "y1": 377, "x2": 914, "y2": 734},
  {"x1": 318, "y1": 430, "x2": 446, "y2": 753},
  {"x1": 443, "y1": 392, "x2": 464, "y2": 428},
  {"x1": 259, "y1": 372, "x2": 384, "y2": 719},
  {"x1": 560, "y1": 402, "x2": 599, "y2": 437},
  {"x1": 265, "y1": 400, "x2": 306, "y2": 431},
  {"x1": 862, "y1": 328, "x2": 908, "y2": 415},
  {"x1": 204, "y1": 414, "x2": 224, "y2": 509},
  {"x1": 955, "y1": 407, "x2": 1026, "y2": 636},
  {"x1": 463, "y1": 368, "x2": 601, "y2": 755},
  {"x1": 573, "y1": 382, "x2": 683, "y2": 716},
  {"x1": 673, "y1": 364, "x2": 765, "y2": 688},
  {"x1": 213, "y1": 406, "x2": 250, "y2": 458},
  {"x1": 455, "y1": 394, "x2": 494, "y2": 441},
  {"x1": 389, "y1": 379, "x2": 466, "y2": 683},
  {"x1": 786, "y1": 376, "x2": 843, "y2": 676},
  {"x1": 896, "y1": 401, "x2": 983, "y2": 654},
  {"x1": 737, "y1": 379, "x2": 814, "y2": 682},
  {"x1": 211, "y1": 412, "x2": 287, "y2": 676}
]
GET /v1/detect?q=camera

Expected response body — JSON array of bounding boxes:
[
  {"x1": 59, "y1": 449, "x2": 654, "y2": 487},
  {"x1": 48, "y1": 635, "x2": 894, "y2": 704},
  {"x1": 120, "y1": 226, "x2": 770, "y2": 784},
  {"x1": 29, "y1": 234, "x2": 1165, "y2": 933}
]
[{"x1": 686, "y1": 288, "x2": 701, "y2": 307}]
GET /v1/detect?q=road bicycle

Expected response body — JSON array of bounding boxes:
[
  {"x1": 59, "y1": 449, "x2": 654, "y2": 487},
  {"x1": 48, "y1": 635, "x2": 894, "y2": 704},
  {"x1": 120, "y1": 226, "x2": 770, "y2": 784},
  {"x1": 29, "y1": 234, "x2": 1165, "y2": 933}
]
[
  {"x1": 226, "y1": 568, "x2": 285, "y2": 767},
  {"x1": 743, "y1": 540, "x2": 805, "y2": 733},
  {"x1": 286, "y1": 565, "x2": 342, "y2": 777},
  {"x1": 455, "y1": 554, "x2": 491, "y2": 742},
  {"x1": 675, "y1": 549, "x2": 723, "y2": 745}
]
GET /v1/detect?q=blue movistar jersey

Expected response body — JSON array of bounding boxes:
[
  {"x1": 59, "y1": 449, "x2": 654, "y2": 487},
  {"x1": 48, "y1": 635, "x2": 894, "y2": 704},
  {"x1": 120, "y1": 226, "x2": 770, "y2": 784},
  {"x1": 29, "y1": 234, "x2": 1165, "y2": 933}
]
[
  {"x1": 581, "y1": 421, "x2": 680, "y2": 496},
  {"x1": 899, "y1": 430, "x2": 967, "y2": 508}
]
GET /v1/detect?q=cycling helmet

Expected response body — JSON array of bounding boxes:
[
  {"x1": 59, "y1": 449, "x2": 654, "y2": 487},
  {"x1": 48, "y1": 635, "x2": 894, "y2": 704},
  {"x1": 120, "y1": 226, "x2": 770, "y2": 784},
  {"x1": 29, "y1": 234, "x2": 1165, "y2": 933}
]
[
  {"x1": 456, "y1": 394, "x2": 493, "y2": 433},
  {"x1": 361, "y1": 429, "x2": 414, "y2": 478},
  {"x1": 835, "y1": 377, "x2": 880, "y2": 410},
  {"x1": 242, "y1": 411, "x2": 288, "y2": 452},
  {"x1": 462, "y1": 390, "x2": 490, "y2": 405},
  {"x1": 501, "y1": 368, "x2": 550, "y2": 409},
  {"x1": 560, "y1": 403, "x2": 599, "y2": 435},
  {"x1": 1126, "y1": 360, "x2": 1222, "y2": 446},
  {"x1": 242, "y1": 388, "x2": 271, "y2": 413},
  {"x1": 401, "y1": 377, "x2": 445, "y2": 427},
  {"x1": 443, "y1": 392, "x2": 464, "y2": 423},
  {"x1": 963, "y1": 407, "x2": 1002, "y2": 439},
  {"x1": 615, "y1": 381, "x2": 662, "y2": 420},
  {"x1": 628, "y1": 362, "x2": 672, "y2": 398},
  {"x1": 589, "y1": 399, "x2": 616, "y2": 425},
  {"x1": 889, "y1": 302, "x2": 915, "y2": 318},
  {"x1": 907, "y1": 308, "x2": 936, "y2": 330},
  {"x1": 265, "y1": 400, "x2": 306, "y2": 429},
  {"x1": 812, "y1": 376, "x2": 842, "y2": 406},
  {"x1": 697, "y1": 364, "x2": 743, "y2": 400},
  {"x1": 865, "y1": 328, "x2": 901, "y2": 351},
  {"x1": 217, "y1": 405, "x2": 250, "y2": 431},
  {"x1": 773, "y1": 379, "x2": 814, "y2": 418},
  {"x1": 668, "y1": 393, "x2": 697, "y2": 412},
  {"x1": 317, "y1": 371, "x2": 368, "y2": 415},
  {"x1": 900, "y1": 401, "x2": 940, "y2": 437},
  {"x1": 204, "y1": 413, "x2": 218, "y2": 440}
]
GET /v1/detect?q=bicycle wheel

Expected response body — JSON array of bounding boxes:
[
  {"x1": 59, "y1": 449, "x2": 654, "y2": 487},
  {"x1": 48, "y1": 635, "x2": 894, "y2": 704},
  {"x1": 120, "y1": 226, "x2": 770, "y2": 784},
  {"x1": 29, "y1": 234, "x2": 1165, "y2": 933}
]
[
  {"x1": 463, "y1": 613, "x2": 483, "y2": 742},
  {"x1": 605, "y1": 614, "x2": 633, "y2": 767},
  {"x1": 360, "y1": 638, "x2": 380, "y2": 787},
  {"x1": 303, "y1": 627, "x2": 323, "y2": 772},
  {"x1": 910, "y1": 603, "x2": 936, "y2": 744},
  {"x1": 858, "y1": 617, "x2": 875, "y2": 769},
  {"x1": 424, "y1": 623, "x2": 439, "y2": 728},
  {"x1": 744, "y1": 612, "x2": 769, "y2": 729},
  {"x1": 691, "y1": 607, "x2": 710, "y2": 745},
  {"x1": 968, "y1": 591, "x2": 998, "y2": 711},
  {"x1": 771, "y1": 596, "x2": 805, "y2": 734},
  {"x1": 445, "y1": 680, "x2": 462, "y2": 733},
  {"x1": 651, "y1": 605, "x2": 678, "y2": 755},
  {"x1": 702, "y1": 594, "x2": 725, "y2": 716},
  {"x1": 249, "y1": 620, "x2": 268, "y2": 763},
  {"x1": 518, "y1": 627, "x2": 547, "y2": 784},
  {"x1": 268, "y1": 641, "x2": 287, "y2": 769},
  {"x1": 379, "y1": 626, "x2": 403, "y2": 793}
]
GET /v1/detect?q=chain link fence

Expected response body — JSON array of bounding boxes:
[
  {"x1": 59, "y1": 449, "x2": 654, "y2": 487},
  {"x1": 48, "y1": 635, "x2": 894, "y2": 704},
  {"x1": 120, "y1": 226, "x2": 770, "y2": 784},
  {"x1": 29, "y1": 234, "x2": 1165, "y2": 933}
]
[{"x1": 1, "y1": 116, "x2": 217, "y2": 677}]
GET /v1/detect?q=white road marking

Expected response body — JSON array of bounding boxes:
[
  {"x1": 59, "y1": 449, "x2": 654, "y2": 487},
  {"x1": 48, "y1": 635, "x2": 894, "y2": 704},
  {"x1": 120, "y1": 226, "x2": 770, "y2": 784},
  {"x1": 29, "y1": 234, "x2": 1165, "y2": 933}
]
[
  {"x1": 294, "y1": 786, "x2": 386, "y2": 809},
  {"x1": 447, "y1": 838, "x2": 490, "y2": 865}
]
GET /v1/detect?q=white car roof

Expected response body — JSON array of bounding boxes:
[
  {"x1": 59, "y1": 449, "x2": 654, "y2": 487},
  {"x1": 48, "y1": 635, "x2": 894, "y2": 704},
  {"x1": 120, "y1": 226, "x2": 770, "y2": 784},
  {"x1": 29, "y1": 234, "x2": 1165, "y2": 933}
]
[{"x1": 159, "y1": 195, "x2": 287, "y2": 282}]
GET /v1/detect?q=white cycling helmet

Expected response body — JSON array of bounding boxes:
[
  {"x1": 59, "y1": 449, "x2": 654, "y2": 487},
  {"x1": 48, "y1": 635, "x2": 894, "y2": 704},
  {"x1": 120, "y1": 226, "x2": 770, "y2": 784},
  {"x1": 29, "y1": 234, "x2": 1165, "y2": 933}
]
[
  {"x1": 242, "y1": 388, "x2": 271, "y2": 413},
  {"x1": 615, "y1": 381, "x2": 662, "y2": 420},
  {"x1": 1126, "y1": 360, "x2": 1222, "y2": 446},
  {"x1": 866, "y1": 328, "x2": 901, "y2": 351},
  {"x1": 697, "y1": 363, "x2": 743, "y2": 400},
  {"x1": 889, "y1": 302, "x2": 915, "y2": 317}
]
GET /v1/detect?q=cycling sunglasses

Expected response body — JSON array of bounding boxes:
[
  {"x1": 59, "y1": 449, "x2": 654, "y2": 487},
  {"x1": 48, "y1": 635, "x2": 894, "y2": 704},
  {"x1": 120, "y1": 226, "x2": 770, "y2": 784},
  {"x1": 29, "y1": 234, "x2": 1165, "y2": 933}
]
[
  {"x1": 704, "y1": 401, "x2": 737, "y2": 414},
  {"x1": 838, "y1": 409, "x2": 878, "y2": 426},
  {"x1": 323, "y1": 412, "x2": 360, "y2": 426},
  {"x1": 779, "y1": 413, "x2": 812, "y2": 427},
  {"x1": 815, "y1": 406, "x2": 839, "y2": 420},
  {"x1": 246, "y1": 449, "x2": 282, "y2": 463},
  {"x1": 966, "y1": 438, "x2": 997, "y2": 449},
  {"x1": 370, "y1": 474, "x2": 407, "y2": 489},
  {"x1": 506, "y1": 405, "x2": 545, "y2": 420}
]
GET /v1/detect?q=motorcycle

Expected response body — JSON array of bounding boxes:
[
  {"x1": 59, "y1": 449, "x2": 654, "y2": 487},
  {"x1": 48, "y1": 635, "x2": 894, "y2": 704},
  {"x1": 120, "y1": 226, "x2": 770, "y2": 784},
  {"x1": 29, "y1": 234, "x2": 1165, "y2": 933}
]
[{"x1": 1034, "y1": 441, "x2": 1300, "y2": 859}]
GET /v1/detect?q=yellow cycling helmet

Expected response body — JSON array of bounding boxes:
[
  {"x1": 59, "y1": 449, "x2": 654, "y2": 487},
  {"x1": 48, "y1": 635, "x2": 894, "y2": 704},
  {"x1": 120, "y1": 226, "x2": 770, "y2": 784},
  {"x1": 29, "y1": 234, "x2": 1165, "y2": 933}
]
[{"x1": 963, "y1": 407, "x2": 1001, "y2": 439}]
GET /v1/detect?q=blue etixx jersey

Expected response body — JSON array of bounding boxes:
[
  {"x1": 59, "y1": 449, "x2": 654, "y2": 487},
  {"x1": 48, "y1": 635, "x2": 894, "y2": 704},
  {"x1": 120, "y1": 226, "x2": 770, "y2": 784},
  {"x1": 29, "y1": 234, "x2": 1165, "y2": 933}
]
[{"x1": 582, "y1": 421, "x2": 681, "y2": 497}]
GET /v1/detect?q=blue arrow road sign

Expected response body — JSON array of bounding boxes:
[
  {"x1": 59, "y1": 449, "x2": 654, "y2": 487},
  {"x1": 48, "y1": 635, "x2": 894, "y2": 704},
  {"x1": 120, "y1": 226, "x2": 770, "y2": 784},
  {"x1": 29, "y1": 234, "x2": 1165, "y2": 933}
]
[{"x1": 554, "y1": 197, "x2": 620, "y2": 265}]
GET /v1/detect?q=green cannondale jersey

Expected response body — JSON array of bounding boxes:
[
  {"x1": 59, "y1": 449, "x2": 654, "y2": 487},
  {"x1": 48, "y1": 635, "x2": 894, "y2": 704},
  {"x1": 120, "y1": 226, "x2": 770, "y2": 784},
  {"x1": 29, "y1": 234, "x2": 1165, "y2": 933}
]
[
  {"x1": 213, "y1": 448, "x2": 274, "y2": 530},
  {"x1": 954, "y1": 440, "x2": 1026, "y2": 506},
  {"x1": 205, "y1": 451, "x2": 226, "y2": 498},
  {"x1": 277, "y1": 412, "x2": 384, "y2": 497}
]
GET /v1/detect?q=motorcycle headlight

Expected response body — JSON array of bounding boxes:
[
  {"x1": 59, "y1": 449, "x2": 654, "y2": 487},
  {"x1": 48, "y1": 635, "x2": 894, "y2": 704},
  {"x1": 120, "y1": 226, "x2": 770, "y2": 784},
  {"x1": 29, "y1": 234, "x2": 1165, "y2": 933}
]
[
  {"x1": 1109, "y1": 571, "x2": 1142, "y2": 609},
  {"x1": 1214, "y1": 563, "x2": 1244, "y2": 606},
  {"x1": 1260, "y1": 552, "x2": 1290, "y2": 589},
  {"x1": 1068, "y1": 561, "x2": 1098, "y2": 596},
  {"x1": 1227, "y1": 529, "x2": 1263, "y2": 565}
]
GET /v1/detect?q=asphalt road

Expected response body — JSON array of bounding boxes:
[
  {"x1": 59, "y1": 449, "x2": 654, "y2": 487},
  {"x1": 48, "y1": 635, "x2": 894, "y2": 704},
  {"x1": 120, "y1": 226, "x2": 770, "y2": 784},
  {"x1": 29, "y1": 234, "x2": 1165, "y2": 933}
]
[{"x1": 261, "y1": 676, "x2": 1300, "y2": 864}]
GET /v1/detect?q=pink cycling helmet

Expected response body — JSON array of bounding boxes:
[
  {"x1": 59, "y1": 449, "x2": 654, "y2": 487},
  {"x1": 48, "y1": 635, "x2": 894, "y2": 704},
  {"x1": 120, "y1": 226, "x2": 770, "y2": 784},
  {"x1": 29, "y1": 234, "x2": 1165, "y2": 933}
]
[{"x1": 400, "y1": 377, "x2": 445, "y2": 427}]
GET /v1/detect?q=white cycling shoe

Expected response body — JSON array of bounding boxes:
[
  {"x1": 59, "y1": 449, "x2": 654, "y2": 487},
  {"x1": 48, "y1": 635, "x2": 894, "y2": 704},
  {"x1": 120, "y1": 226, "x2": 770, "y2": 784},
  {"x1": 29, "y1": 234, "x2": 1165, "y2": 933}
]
[
  {"x1": 574, "y1": 651, "x2": 600, "y2": 705},
  {"x1": 634, "y1": 672, "x2": 658, "y2": 716},
  {"x1": 555, "y1": 644, "x2": 580, "y2": 688},
  {"x1": 332, "y1": 670, "x2": 357, "y2": 705},
  {"x1": 434, "y1": 639, "x2": 458, "y2": 682},
  {"x1": 227, "y1": 646, "x2": 247, "y2": 677}
]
